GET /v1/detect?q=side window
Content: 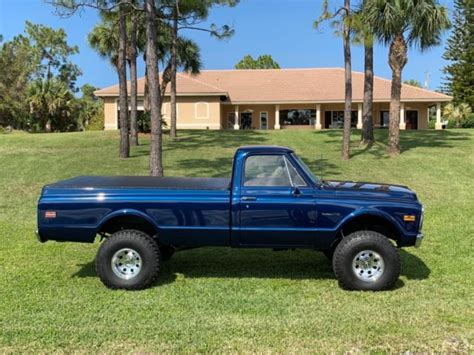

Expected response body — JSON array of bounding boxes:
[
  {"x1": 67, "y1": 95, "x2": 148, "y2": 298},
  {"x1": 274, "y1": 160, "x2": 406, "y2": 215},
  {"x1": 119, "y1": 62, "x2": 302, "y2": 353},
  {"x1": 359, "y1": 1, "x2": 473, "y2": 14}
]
[
  {"x1": 244, "y1": 155, "x2": 291, "y2": 187},
  {"x1": 285, "y1": 158, "x2": 307, "y2": 186}
]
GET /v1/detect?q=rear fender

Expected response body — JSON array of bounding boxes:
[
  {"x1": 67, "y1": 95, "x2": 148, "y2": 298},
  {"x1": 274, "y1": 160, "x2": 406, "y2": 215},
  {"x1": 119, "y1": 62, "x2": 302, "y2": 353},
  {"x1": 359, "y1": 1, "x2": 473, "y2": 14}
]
[{"x1": 97, "y1": 209, "x2": 160, "y2": 236}]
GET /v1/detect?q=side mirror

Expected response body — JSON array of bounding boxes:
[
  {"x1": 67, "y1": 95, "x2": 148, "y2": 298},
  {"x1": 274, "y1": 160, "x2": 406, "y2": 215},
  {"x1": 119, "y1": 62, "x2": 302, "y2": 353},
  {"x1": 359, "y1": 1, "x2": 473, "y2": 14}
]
[{"x1": 291, "y1": 186, "x2": 301, "y2": 196}]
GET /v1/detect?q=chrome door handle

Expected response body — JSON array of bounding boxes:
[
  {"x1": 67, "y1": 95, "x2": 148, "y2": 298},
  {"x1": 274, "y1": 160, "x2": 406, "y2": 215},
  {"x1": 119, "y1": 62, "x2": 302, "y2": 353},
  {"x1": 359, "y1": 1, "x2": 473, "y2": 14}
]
[{"x1": 241, "y1": 196, "x2": 257, "y2": 201}]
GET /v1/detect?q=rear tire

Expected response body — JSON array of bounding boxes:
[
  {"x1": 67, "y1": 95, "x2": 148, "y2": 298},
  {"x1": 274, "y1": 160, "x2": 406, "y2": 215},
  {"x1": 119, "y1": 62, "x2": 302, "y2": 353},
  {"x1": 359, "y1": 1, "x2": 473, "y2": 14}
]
[
  {"x1": 96, "y1": 229, "x2": 160, "y2": 290},
  {"x1": 332, "y1": 231, "x2": 400, "y2": 291}
]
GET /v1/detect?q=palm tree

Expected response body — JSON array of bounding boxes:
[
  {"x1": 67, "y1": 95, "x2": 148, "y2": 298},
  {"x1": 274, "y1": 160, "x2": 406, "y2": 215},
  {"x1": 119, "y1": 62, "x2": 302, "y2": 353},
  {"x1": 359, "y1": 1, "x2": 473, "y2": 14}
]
[
  {"x1": 364, "y1": 0, "x2": 450, "y2": 155},
  {"x1": 116, "y1": 4, "x2": 130, "y2": 158},
  {"x1": 28, "y1": 78, "x2": 73, "y2": 132},
  {"x1": 159, "y1": 37, "x2": 202, "y2": 99},
  {"x1": 88, "y1": 10, "x2": 144, "y2": 151},
  {"x1": 145, "y1": 0, "x2": 164, "y2": 177},
  {"x1": 341, "y1": 0, "x2": 352, "y2": 160},
  {"x1": 128, "y1": 12, "x2": 140, "y2": 146},
  {"x1": 169, "y1": 3, "x2": 179, "y2": 140},
  {"x1": 315, "y1": 0, "x2": 353, "y2": 160},
  {"x1": 443, "y1": 103, "x2": 472, "y2": 128},
  {"x1": 352, "y1": 3, "x2": 375, "y2": 145}
]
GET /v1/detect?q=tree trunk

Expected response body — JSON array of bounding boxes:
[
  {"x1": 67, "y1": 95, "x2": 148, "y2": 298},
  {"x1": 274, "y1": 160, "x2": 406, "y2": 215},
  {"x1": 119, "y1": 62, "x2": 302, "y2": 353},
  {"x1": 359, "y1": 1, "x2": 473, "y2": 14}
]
[
  {"x1": 145, "y1": 0, "x2": 163, "y2": 176},
  {"x1": 118, "y1": 5, "x2": 130, "y2": 159},
  {"x1": 361, "y1": 40, "x2": 374, "y2": 145},
  {"x1": 129, "y1": 13, "x2": 139, "y2": 146},
  {"x1": 342, "y1": 0, "x2": 352, "y2": 160},
  {"x1": 170, "y1": 7, "x2": 178, "y2": 139},
  {"x1": 387, "y1": 34, "x2": 407, "y2": 156},
  {"x1": 143, "y1": 54, "x2": 150, "y2": 112}
]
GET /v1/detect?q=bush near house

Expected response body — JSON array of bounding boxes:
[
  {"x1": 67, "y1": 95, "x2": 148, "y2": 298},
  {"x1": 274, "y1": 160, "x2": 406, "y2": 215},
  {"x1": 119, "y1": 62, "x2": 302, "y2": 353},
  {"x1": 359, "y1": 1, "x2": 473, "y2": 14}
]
[
  {"x1": 461, "y1": 113, "x2": 474, "y2": 128},
  {"x1": 0, "y1": 130, "x2": 472, "y2": 352}
]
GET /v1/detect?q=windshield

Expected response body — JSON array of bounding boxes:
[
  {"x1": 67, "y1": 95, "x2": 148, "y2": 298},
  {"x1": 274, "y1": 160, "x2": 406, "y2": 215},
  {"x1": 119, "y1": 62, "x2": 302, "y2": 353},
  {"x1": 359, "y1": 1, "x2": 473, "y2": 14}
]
[{"x1": 291, "y1": 153, "x2": 321, "y2": 185}]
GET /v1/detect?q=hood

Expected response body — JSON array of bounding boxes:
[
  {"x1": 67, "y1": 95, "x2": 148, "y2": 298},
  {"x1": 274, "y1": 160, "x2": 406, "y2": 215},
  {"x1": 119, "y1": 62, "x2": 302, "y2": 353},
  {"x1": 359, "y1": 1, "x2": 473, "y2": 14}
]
[{"x1": 322, "y1": 180, "x2": 418, "y2": 201}]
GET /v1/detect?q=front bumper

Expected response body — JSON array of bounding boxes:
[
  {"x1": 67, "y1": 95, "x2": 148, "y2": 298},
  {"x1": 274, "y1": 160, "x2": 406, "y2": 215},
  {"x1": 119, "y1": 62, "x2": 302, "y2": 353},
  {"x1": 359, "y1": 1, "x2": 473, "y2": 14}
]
[{"x1": 415, "y1": 232, "x2": 424, "y2": 248}]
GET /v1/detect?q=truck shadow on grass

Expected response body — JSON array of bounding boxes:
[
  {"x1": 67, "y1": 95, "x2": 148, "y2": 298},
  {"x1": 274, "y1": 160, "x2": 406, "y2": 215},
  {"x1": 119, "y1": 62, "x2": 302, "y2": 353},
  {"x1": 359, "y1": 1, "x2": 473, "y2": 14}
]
[{"x1": 73, "y1": 248, "x2": 429, "y2": 289}]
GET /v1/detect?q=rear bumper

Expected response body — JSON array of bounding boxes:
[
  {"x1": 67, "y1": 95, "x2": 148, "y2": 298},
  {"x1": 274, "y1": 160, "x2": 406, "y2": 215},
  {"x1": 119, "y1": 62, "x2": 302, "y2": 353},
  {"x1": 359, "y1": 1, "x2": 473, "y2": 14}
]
[
  {"x1": 35, "y1": 229, "x2": 48, "y2": 243},
  {"x1": 415, "y1": 232, "x2": 424, "y2": 248}
]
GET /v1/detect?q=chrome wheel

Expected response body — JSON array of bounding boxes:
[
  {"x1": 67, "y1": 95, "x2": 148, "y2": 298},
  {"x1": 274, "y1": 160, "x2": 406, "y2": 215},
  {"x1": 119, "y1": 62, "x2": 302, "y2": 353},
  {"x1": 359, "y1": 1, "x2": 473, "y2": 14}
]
[
  {"x1": 111, "y1": 248, "x2": 142, "y2": 280},
  {"x1": 352, "y1": 250, "x2": 384, "y2": 282}
]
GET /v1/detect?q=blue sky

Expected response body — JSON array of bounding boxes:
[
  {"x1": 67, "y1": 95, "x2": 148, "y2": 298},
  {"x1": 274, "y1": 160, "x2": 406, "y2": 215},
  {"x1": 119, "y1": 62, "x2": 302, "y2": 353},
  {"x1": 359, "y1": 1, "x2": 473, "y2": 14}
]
[{"x1": 0, "y1": 0, "x2": 454, "y2": 91}]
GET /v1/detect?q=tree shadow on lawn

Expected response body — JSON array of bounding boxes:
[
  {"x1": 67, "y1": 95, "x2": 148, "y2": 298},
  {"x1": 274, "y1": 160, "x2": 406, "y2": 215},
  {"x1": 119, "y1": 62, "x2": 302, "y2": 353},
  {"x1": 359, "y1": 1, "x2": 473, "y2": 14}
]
[
  {"x1": 318, "y1": 129, "x2": 470, "y2": 159},
  {"x1": 131, "y1": 130, "x2": 267, "y2": 158},
  {"x1": 173, "y1": 156, "x2": 342, "y2": 178},
  {"x1": 72, "y1": 247, "x2": 429, "y2": 287}
]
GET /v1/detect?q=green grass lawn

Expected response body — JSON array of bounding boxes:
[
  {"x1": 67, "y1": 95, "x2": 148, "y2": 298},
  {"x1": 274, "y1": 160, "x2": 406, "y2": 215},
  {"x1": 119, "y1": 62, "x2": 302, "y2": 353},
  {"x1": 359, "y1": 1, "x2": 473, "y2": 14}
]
[{"x1": 0, "y1": 129, "x2": 473, "y2": 352}]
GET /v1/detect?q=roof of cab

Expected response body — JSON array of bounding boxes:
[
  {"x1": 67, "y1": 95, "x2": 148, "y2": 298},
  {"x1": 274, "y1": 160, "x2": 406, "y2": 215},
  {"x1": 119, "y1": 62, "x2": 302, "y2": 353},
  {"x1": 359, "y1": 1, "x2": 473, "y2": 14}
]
[{"x1": 237, "y1": 146, "x2": 294, "y2": 153}]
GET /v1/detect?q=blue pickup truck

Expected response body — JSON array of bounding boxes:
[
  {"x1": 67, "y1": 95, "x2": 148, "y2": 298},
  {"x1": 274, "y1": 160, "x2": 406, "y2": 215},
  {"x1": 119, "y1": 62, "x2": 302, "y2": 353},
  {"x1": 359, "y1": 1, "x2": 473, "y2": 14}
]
[{"x1": 37, "y1": 146, "x2": 424, "y2": 291}]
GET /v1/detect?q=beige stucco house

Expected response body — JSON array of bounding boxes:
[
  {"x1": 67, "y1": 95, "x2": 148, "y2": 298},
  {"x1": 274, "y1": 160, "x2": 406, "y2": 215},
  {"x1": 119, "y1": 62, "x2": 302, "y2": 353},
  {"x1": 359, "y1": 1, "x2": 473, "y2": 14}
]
[{"x1": 94, "y1": 68, "x2": 452, "y2": 131}]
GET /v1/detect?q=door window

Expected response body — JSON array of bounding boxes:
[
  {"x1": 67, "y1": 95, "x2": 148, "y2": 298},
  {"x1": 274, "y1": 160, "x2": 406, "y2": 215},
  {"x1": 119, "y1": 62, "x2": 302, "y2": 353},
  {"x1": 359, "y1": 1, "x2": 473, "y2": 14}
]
[{"x1": 243, "y1": 155, "x2": 306, "y2": 187}]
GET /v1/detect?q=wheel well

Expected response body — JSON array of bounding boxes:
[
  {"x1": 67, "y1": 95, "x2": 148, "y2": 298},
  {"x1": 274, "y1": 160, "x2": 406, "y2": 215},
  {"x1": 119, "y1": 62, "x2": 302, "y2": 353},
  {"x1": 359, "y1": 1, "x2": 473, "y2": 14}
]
[
  {"x1": 340, "y1": 214, "x2": 401, "y2": 244},
  {"x1": 98, "y1": 215, "x2": 157, "y2": 237}
]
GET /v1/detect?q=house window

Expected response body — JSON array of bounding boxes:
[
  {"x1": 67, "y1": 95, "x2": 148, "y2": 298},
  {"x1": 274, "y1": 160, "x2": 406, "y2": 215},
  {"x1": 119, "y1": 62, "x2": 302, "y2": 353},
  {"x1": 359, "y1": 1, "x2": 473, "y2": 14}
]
[
  {"x1": 280, "y1": 109, "x2": 315, "y2": 126},
  {"x1": 195, "y1": 102, "x2": 209, "y2": 119},
  {"x1": 260, "y1": 112, "x2": 268, "y2": 130},
  {"x1": 325, "y1": 111, "x2": 358, "y2": 128}
]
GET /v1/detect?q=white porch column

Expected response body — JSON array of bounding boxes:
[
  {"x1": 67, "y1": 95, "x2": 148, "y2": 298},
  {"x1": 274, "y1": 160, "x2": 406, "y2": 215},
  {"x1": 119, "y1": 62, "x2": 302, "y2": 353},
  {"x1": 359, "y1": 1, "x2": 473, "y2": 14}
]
[
  {"x1": 399, "y1": 103, "x2": 406, "y2": 130},
  {"x1": 435, "y1": 103, "x2": 443, "y2": 130},
  {"x1": 233, "y1": 105, "x2": 240, "y2": 130},
  {"x1": 357, "y1": 103, "x2": 363, "y2": 129},
  {"x1": 315, "y1": 104, "x2": 322, "y2": 130},
  {"x1": 274, "y1": 105, "x2": 281, "y2": 130}
]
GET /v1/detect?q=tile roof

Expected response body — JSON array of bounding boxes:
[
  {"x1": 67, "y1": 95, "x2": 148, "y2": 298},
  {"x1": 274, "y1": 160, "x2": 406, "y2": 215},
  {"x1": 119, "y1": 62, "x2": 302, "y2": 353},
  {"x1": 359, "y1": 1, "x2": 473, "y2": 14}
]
[{"x1": 94, "y1": 67, "x2": 452, "y2": 103}]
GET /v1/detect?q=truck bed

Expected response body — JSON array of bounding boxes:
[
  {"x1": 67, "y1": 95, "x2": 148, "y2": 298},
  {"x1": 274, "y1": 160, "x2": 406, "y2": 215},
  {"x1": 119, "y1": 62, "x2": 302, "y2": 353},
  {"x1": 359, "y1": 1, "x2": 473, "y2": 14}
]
[{"x1": 47, "y1": 176, "x2": 231, "y2": 190}]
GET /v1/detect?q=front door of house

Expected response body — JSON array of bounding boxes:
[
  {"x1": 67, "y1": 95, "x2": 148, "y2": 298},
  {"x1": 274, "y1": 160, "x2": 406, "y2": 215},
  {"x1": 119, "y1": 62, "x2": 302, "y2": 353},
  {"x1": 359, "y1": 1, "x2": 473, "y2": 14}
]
[
  {"x1": 405, "y1": 110, "x2": 418, "y2": 130},
  {"x1": 241, "y1": 112, "x2": 252, "y2": 129}
]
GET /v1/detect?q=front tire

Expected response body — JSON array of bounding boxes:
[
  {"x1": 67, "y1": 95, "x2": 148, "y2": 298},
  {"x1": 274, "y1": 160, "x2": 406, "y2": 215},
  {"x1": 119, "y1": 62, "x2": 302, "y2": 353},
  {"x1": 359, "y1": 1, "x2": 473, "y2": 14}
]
[
  {"x1": 333, "y1": 231, "x2": 400, "y2": 291},
  {"x1": 96, "y1": 229, "x2": 161, "y2": 290}
]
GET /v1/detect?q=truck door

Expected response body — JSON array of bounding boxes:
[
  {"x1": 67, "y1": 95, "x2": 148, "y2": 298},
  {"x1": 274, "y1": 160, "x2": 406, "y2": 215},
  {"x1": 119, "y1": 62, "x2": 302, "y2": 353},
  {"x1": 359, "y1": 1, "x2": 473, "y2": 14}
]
[{"x1": 238, "y1": 153, "x2": 317, "y2": 247}]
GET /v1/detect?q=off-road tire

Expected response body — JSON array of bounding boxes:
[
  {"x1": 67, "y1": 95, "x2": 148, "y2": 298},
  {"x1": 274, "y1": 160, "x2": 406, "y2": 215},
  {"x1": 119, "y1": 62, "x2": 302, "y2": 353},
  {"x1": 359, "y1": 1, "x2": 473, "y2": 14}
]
[
  {"x1": 332, "y1": 230, "x2": 400, "y2": 291},
  {"x1": 96, "y1": 229, "x2": 161, "y2": 290}
]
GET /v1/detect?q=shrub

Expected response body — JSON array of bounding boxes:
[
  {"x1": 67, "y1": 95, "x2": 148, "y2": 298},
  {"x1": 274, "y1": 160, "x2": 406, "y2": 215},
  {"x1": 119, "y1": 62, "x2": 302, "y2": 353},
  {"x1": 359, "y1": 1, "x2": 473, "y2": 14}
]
[
  {"x1": 428, "y1": 119, "x2": 456, "y2": 129},
  {"x1": 461, "y1": 113, "x2": 474, "y2": 128},
  {"x1": 87, "y1": 111, "x2": 104, "y2": 131}
]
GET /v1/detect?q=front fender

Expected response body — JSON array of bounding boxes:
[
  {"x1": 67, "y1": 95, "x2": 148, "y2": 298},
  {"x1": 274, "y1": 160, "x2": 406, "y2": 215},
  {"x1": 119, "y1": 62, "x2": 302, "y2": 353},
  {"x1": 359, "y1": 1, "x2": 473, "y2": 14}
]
[{"x1": 336, "y1": 208, "x2": 406, "y2": 237}]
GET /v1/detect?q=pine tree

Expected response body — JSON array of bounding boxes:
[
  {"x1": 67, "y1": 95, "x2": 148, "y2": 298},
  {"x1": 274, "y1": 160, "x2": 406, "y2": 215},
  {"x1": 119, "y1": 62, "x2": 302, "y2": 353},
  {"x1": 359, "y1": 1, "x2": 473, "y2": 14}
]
[{"x1": 442, "y1": 0, "x2": 474, "y2": 108}]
